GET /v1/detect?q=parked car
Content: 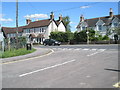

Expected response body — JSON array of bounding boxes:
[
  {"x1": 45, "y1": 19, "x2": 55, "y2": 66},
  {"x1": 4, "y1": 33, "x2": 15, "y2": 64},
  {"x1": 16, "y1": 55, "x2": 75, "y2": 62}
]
[{"x1": 43, "y1": 39, "x2": 61, "y2": 46}]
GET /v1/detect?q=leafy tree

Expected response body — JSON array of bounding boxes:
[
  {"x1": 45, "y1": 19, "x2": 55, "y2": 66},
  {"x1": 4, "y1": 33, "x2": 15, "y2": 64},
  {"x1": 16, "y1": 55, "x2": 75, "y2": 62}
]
[
  {"x1": 62, "y1": 16, "x2": 71, "y2": 32},
  {"x1": 49, "y1": 31, "x2": 74, "y2": 42},
  {"x1": 102, "y1": 35, "x2": 110, "y2": 40},
  {"x1": 74, "y1": 31, "x2": 87, "y2": 42}
]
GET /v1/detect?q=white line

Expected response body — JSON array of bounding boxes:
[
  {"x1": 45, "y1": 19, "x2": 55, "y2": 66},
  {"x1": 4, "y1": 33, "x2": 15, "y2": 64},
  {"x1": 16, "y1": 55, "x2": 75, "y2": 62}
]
[
  {"x1": 87, "y1": 49, "x2": 106, "y2": 57},
  {"x1": 74, "y1": 48, "x2": 80, "y2": 50},
  {"x1": 83, "y1": 48, "x2": 89, "y2": 50},
  {"x1": 91, "y1": 49, "x2": 97, "y2": 51},
  {"x1": 19, "y1": 59, "x2": 76, "y2": 77}
]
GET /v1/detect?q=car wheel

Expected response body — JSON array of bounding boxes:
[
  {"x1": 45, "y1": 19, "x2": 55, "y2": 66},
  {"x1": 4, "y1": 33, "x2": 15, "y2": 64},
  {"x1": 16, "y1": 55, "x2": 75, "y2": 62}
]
[{"x1": 43, "y1": 43, "x2": 46, "y2": 46}]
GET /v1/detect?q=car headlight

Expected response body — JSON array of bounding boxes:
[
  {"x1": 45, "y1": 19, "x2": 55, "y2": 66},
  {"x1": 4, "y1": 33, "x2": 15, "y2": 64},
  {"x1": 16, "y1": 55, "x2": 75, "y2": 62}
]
[{"x1": 55, "y1": 42, "x2": 58, "y2": 43}]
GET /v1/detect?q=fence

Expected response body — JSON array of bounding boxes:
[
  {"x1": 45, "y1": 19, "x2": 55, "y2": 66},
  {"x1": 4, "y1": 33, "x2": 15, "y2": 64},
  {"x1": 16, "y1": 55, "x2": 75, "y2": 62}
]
[{"x1": 4, "y1": 37, "x2": 26, "y2": 51}]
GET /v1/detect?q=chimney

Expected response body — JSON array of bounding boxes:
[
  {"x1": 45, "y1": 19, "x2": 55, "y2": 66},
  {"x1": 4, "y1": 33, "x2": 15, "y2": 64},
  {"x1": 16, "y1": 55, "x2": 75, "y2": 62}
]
[
  {"x1": 50, "y1": 12, "x2": 54, "y2": 20},
  {"x1": 59, "y1": 14, "x2": 62, "y2": 21},
  {"x1": 80, "y1": 15, "x2": 84, "y2": 22},
  {"x1": 109, "y1": 8, "x2": 113, "y2": 18},
  {"x1": 26, "y1": 19, "x2": 31, "y2": 24}
]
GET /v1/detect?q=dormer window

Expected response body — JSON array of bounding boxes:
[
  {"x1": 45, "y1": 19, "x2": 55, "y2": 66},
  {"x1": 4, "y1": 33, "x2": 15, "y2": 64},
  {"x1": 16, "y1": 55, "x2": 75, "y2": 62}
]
[
  {"x1": 82, "y1": 27, "x2": 86, "y2": 30},
  {"x1": 114, "y1": 23, "x2": 118, "y2": 27},
  {"x1": 98, "y1": 25, "x2": 102, "y2": 30}
]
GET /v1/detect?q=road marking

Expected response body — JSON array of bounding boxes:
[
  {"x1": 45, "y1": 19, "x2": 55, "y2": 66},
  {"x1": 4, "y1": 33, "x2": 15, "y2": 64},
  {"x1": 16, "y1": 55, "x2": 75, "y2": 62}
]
[
  {"x1": 87, "y1": 49, "x2": 106, "y2": 56},
  {"x1": 91, "y1": 49, "x2": 97, "y2": 51},
  {"x1": 83, "y1": 48, "x2": 89, "y2": 50},
  {"x1": 74, "y1": 48, "x2": 80, "y2": 50},
  {"x1": 113, "y1": 82, "x2": 120, "y2": 88},
  {"x1": 19, "y1": 59, "x2": 76, "y2": 77},
  {"x1": 1, "y1": 49, "x2": 54, "y2": 65}
]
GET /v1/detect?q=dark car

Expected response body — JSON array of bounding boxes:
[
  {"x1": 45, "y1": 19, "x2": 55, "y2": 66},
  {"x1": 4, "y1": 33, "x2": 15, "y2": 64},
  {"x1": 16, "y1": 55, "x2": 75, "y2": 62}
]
[{"x1": 43, "y1": 39, "x2": 61, "y2": 46}]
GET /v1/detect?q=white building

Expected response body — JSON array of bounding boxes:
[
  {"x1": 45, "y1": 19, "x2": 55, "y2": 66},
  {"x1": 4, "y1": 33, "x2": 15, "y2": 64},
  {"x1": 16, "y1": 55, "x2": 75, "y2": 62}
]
[
  {"x1": 1, "y1": 12, "x2": 66, "y2": 44},
  {"x1": 0, "y1": 26, "x2": 4, "y2": 51},
  {"x1": 76, "y1": 8, "x2": 120, "y2": 39}
]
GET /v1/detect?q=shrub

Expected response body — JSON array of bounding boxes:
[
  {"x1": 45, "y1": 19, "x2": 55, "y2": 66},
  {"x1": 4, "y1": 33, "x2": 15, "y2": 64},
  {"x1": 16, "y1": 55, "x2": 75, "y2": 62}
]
[{"x1": 49, "y1": 31, "x2": 74, "y2": 42}]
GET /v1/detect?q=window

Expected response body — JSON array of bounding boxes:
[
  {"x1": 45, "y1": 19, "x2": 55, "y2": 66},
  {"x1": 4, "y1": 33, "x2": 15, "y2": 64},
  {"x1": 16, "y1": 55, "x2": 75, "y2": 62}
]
[
  {"x1": 98, "y1": 25, "x2": 102, "y2": 30},
  {"x1": 82, "y1": 27, "x2": 86, "y2": 30},
  {"x1": 40, "y1": 28, "x2": 41, "y2": 33},
  {"x1": 114, "y1": 23, "x2": 118, "y2": 27},
  {"x1": 42, "y1": 28, "x2": 44, "y2": 32}
]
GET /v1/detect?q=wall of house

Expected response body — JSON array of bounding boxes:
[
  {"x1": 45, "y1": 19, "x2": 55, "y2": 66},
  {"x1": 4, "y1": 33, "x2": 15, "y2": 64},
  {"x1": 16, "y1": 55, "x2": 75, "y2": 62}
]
[
  {"x1": 58, "y1": 22, "x2": 66, "y2": 32},
  {"x1": 47, "y1": 21, "x2": 58, "y2": 38},
  {"x1": 23, "y1": 26, "x2": 47, "y2": 43}
]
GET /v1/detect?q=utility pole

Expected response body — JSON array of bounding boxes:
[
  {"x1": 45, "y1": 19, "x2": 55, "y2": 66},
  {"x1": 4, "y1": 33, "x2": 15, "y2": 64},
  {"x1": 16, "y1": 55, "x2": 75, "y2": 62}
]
[
  {"x1": 86, "y1": 19, "x2": 89, "y2": 45},
  {"x1": 16, "y1": 0, "x2": 18, "y2": 49}
]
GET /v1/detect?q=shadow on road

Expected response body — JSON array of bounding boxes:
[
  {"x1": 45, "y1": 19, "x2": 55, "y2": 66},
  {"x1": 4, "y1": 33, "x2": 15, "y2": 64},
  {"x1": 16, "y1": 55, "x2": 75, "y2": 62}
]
[{"x1": 104, "y1": 68, "x2": 120, "y2": 72}]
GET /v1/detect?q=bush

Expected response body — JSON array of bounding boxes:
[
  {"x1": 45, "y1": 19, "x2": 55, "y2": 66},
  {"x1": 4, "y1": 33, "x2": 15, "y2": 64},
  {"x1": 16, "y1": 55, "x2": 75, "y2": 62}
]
[
  {"x1": 74, "y1": 31, "x2": 87, "y2": 42},
  {"x1": 102, "y1": 35, "x2": 110, "y2": 40},
  {"x1": 49, "y1": 31, "x2": 74, "y2": 42}
]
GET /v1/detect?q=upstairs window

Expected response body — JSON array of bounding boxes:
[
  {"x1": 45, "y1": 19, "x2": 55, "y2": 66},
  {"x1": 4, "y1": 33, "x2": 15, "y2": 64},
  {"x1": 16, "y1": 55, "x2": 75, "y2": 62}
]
[
  {"x1": 82, "y1": 27, "x2": 86, "y2": 30},
  {"x1": 114, "y1": 23, "x2": 118, "y2": 27},
  {"x1": 98, "y1": 25, "x2": 102, "y2": 30}
]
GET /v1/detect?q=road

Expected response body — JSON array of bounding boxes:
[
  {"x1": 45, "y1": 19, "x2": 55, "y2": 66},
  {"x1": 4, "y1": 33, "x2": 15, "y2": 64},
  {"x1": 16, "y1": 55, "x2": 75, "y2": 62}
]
[{"x1": 2, "y1": 44, "x2": 119, "y2": 88}]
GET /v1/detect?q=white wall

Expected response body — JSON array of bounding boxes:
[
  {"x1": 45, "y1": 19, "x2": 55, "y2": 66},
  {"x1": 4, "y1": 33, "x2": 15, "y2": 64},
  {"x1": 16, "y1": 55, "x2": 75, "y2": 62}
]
[
  {"x1": 0, "y1": 32, "x2": 4, "y2": 41},
  {"x1": 47, "y1": 21, "x2": 58, "y2": 38},
  {"x1": 58, "y1": 22, "x2": 66, "y2": 32}
]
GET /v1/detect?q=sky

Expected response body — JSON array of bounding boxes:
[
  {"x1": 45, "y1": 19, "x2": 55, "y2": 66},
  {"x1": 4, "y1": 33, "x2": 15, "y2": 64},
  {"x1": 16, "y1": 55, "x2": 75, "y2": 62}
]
[{"x1": 1, "y1": 2, "x2": 119, "y2": 32}]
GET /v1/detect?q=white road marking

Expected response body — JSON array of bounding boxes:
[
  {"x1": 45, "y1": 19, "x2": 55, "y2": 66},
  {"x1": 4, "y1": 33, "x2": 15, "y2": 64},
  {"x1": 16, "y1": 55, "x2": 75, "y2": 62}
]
[
  {"x1": 91, "y1": 49, "x2": 97, "y2": 51},
  {"x1": 19, "y1": 59, "x2": 76, "y2": 77},
  {"x1": 86, "y1": 75, "x2": 91, "y2": 78},
  {"x1": 83, "y1": 48, "x2": 89, "y2": 50},
  {"x1": 87, "y1": 49, "x2": 106, "y2": 56},
  {"x1": 74, "y1": 48, "x2": 80, "y2": 50}
]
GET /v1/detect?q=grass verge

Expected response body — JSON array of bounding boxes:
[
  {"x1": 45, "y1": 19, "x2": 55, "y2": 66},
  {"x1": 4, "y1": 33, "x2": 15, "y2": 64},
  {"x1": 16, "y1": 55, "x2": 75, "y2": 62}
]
[{"x1": 0, "y1": 48, "x2": 36, "y2": 58}]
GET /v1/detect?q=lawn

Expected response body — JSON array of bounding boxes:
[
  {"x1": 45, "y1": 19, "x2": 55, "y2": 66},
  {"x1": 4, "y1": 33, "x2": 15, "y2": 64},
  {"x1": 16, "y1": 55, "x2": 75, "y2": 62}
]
[{"x1": 0, "y1": 48, "x2": 36, "y2": 58}]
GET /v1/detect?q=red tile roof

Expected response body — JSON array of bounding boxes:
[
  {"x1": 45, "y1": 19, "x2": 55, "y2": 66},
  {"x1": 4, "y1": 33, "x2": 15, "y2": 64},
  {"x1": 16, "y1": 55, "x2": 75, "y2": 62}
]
[{"x1": 24, "y1": 19, "x2": 51, "y2": 28}]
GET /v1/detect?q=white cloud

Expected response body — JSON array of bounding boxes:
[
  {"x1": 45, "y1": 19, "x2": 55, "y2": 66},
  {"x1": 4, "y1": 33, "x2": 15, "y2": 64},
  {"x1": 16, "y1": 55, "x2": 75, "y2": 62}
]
[
  {"x1": 80, "y1": 5, "x2": 90, "y2": 9},
  {"x1": 74, "y1": 25, "x2": 77, "y2": 28},
  {"x1": 70, "y1": 21, "x2": 73, "y2": 24},
  {"x1": 24, "y1": 14, "x2": 48, "y2": 19},
  {"x1": 0, "y1": 14, "x2": 13, "y2": 22},
  {"x1": 0, "y1": 18, "x2": 13, "y2": 22}
]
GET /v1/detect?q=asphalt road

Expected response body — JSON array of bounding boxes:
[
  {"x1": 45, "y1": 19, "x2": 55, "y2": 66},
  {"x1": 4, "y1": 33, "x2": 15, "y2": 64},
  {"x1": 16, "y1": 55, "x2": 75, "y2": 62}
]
[{"x1": 2, "y1": 44, "x2": 119, "y2": 88}]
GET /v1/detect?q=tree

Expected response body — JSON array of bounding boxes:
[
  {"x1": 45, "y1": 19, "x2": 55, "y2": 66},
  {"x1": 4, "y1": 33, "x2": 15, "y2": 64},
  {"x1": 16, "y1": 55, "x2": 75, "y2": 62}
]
[
  {"x1": 49, "y1": 31, "x2": 74, "y2": 42},
  {"x1": 74, "y1": 31, "x2": 87, "y2": 42},
  {"x1": 62, "y1": 16, "x2": 71, "y2": 32}
]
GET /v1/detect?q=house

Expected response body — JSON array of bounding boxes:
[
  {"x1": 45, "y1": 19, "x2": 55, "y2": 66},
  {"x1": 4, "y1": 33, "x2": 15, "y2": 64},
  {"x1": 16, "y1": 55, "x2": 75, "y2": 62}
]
[
  {"x1": 76, "y1": 8, "x2": 120, "y2": 39},
  {"x1": 1, "y1": 12, "x2": 66, "y2": 44},
  {"x1": 0, "y1": 25, "x2": 4, "y2": 51}
]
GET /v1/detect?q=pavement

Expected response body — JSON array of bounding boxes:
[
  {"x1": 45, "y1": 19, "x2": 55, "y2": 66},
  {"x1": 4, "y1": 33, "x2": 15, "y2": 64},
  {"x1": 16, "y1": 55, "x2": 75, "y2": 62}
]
[
  {"x1": 1, "y1": 47, "x2": 52, "y2": 64},
  {"x1": 2, "y1": 44, "x2": 119, "y2": 88}
]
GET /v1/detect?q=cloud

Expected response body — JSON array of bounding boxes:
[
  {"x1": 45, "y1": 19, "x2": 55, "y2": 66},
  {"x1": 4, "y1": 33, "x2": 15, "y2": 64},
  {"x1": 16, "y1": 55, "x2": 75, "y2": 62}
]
[
  {"x1": 70, "y1": 21, "x2": 73, "y2": 24},
  {"x1": 80, "y1": 5, "x2": 91, "y2": 9},
  {"x1": 24, "y1": 14, "x2": 48, "y2": 19},
  {"x1": 0, "y1": 14, "x2": 13, "y2": 22},
  {"x1": 0, "y1": 18, "x2": 13, "y2": 22}
]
